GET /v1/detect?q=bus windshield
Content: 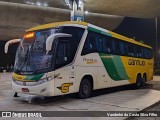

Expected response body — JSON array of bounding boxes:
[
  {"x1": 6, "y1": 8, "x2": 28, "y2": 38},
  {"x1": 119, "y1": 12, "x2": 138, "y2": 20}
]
[{"x1": 14, "y1": 26, "x2": 85, "y2": 75}]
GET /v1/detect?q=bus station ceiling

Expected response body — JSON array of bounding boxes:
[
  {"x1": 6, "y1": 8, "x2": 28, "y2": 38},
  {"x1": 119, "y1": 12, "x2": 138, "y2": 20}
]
[
  {"x1": 0, "y1": 0, "x2": 160, "y2": 40},
  {"x1": 1, "y1": 0, "x2": 160, "y2": 18},
  {"x1": 85, "y1": 0, "x2": 160, "y2": 18}
]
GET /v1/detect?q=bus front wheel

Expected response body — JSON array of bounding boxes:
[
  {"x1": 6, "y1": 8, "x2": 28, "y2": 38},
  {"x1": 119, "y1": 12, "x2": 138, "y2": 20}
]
[{"x1": 78, "y1": 78, "x2": 92, "y2": 99}]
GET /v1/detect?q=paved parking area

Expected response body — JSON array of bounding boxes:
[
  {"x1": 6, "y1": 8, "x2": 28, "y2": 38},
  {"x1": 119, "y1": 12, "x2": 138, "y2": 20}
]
[{"x1": 0, "y1": 73, "x2": 160, "y2": 120}]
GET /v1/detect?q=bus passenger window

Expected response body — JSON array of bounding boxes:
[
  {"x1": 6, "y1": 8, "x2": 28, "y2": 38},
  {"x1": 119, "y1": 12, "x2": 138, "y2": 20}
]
[
  {"x1": 143, "y1": 48, "x2": 152, "y2": 59},
  {"x1": 89, "y1": 38, "x2": 97, "y2": 52},
  {"x1": 136, "y1": 46, "x2": 143, "y2": 58},
  {"x1": 113, "y1": 40, "x2": 121, "y2": 55},
  {"x1": 95, "y1": 35, "x2": 103, "y2": 52},
  {"x1": 103, "y1": 37, "x2": 113, "y2": 54},
  {"x1": 127, "y1": 44, "x2": 135, "y2": 57},
  {"x1": 81, "y1": 32, "x2": 98, "y2": 55},
  {"x1": 148, "y1": 49, "x2": 153, "y2": 59},
  {"x1": 119, "y1": 42, "x2": 125, "y2": 55},
  {"x1": 123, "y1": 44, "x2": 128, "y2": 56}
]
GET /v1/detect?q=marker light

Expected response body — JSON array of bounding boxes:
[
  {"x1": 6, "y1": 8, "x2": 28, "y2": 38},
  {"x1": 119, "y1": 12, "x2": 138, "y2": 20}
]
[{"x1": 24, "y1": 32, "x2": 35, "y2": 39}]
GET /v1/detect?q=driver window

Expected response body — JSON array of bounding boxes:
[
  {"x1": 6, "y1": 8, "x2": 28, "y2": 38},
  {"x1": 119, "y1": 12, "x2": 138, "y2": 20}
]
[{"x1": 55, "y1": 40, "x2": 71, "y2": 69}]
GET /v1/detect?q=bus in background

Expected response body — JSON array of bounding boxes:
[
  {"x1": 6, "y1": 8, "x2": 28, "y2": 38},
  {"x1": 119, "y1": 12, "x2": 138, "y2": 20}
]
[{"x1": 5, "y1": 21, "x2": 153, "y2": 98}]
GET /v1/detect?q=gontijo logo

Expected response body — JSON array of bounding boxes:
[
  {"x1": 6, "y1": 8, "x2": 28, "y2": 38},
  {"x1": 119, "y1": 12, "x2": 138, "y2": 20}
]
[
  {"x1": 128, "y1": 59, "x2": 145, "y2": 66},
  {"x1": 57, "y1": 83, "x2": 73, "y2": 93}
]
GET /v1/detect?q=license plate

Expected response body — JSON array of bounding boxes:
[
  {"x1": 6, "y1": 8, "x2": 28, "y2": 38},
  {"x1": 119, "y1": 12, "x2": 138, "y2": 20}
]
[{"x1": 22, "y1": 88, "x2": 29, "y2": 92}]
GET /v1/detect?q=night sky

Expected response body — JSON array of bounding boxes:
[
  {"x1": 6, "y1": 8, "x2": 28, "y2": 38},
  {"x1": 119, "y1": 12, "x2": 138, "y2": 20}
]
[
  {"x1": 0, "y1": 17, "x2": 159, "y2": 67},
  {"x1": 114, "y1": 17, "x2": 160, "y2": 57}
]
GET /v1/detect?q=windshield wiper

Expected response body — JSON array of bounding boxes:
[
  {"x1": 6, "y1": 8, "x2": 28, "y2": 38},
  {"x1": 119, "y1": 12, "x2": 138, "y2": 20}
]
[
  {"x1": 25, "y1": 45, "x2": 32, "y2": 63},
  {"x1": 25, "y1": 46, "x2": 32, "y2": 71}
]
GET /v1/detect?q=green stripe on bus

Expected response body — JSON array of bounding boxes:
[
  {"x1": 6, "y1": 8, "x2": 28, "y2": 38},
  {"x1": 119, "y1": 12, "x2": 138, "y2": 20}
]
[
  {"x1": 31, "y1": 74, "x2": 44, "y2": 81},
  {"x1": 88, "y1": 27, "x2": 101, "y2": 33},
  {"x1": 112, "y1": 56, "x2": 129, "y2": 80},
  {"x1": 88, "y1": 27, "x2": 112, "y2": 37},
  {"x1": 25, "y1": 74, "x2": 44, "y2": 81},
  {"x1": 99, "y1": 53, "x2": 128, "y2": 81},
  {"x1": 101, "y1": 31, "x2": 112, "y2": 37}
]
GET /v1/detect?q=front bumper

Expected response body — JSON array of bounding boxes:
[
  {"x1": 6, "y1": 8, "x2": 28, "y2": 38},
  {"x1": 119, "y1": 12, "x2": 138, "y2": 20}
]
[{"x1": 12, "y1": 80, "x2": 54, "y2": 96}]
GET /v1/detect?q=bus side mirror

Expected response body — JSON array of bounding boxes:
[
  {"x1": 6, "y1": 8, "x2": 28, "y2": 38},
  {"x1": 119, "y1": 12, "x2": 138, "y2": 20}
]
[
  {"x1": 4, "y1": 39, "x2": 21, "y2": 54},
  {"x1": 46, "y1": 33, "x2": 72, "y2": 54}
]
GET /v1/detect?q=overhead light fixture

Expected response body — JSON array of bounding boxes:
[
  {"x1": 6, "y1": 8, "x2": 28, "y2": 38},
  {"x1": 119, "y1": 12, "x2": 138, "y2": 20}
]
[
  {"x1": 25, "y1": 1, "x2": 48, "y2": 7},
  {"x1": 36, "y1": 2, "x2": 41, "y2": 6},
  {"x1": 64, "y1": 0, "x2": 71, "y2": 8},
  {"x1": 79, "y1": 1, "x2": 82, "y2": 7},
  {"x1": 25, "y1": 1, "x2": 29, "y2": 4},
  {"x1": 79, "y1": 1, "x2": 82, "y2": 5},
  {"x1": 44, "y1": 3, "x2": 48, "y2": 7},
  {"x1": 85, "y1": 11, "x2": 88, "y2": 14},
  {"x1": 64, "y1": 0, "x2": 70, "y2": 5},
  {"x1": 25, "y1": 1, "x2": 34, "y2": 5}
]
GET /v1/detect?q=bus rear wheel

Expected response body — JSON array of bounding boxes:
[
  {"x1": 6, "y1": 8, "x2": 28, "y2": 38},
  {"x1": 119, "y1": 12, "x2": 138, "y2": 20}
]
[
  {"x1": 135, "y1": 74, "x2": 142, "y2": 89},
  {"x1": 78, "y1": 78, "x2": 92, "y2": 99},
  {"x1": 142, "y1": 74, "x2": 147, "y2": 86}
]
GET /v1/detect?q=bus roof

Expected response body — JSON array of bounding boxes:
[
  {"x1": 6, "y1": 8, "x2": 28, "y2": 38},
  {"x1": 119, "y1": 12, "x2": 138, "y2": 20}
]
[
  {"x1": 26, "y1": 21, "x2": 88, "y2": 32},
  {"x1": 26, "y1": 21, "x2": 152, "y2": 49}
]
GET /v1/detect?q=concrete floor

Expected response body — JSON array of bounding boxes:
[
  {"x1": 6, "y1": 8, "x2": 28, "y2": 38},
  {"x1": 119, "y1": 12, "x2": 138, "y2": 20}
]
[
  {"x1": 129, "y1": 77, "x2": 160, "y2": 120},
  {"x1": 0, "y1": 73, "x2": 160, "y2": 120}
]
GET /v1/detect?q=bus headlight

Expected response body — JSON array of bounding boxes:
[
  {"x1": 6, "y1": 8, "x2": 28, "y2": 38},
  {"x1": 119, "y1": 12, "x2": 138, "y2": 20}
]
[
  {"x1": 46, "y1": 76, "x2": 54, "y2": 81},
  {"x1": 37, "y1": 76, "x2": 53, "y2": 85},
  {"x1": 37, "y1": 78, "x2": 48, "y2": 84}
]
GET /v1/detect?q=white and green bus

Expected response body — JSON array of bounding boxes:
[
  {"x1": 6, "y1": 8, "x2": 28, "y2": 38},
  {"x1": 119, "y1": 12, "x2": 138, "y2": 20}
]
[{"x1": 5, "y1": 21, "x2": 153, "y2": 98}]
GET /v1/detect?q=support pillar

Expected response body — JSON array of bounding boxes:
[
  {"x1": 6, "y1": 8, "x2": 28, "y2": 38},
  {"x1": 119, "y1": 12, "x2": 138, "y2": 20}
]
[{"x1": 70, "y1": 0, "x2": 84, "y2": 21}]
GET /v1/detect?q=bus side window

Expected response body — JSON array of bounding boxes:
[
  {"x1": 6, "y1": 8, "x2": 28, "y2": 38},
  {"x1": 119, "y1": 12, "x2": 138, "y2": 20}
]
[
  {"x1": 102, "y1": 36, "x2": 113, "y2": 54},
  {"x1": 119, "y1": 41, "x2": 125, "y2": 56},
  {"x1": 113, "y1": 39, "x2": 121, "y2": 55},
  {"x1": 95, "y1": 34, "x2": 103, "y2": 52},
  {"x1": 143, "y1": 48, "x2": 147, "y2": 59},
  {"x1": 81, "y1": 31, "x2": 98, "y2": 55},
  {"x1": 148, "y1": 49, "x2": 153, "y2": 59},
  {"x1": 124, "y1": 43, "x2": 128, "y2": 56},
  {"x1": 89, "y1": 34, "x2": 98, "y2": 52},
  {"x1": 136, "y1": 46, "x2": 143, "y2": 58},
  {"x1": 127, "y1": 43, "x2": 135, "y2": 57},
  {"x1": 143, "y1": 48, "x2": 152, "y2": 59}
]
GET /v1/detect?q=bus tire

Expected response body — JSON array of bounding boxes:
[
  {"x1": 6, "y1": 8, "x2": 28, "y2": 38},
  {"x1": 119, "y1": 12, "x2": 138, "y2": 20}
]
[
  {"x1": 142, "y1": 74, "x2": 147, "y2": 86},
  {"x1": 78, "y1": 78, "x2": 92, "y2": 99},
  {"x1": 135, "y1": 74, "x2": 142, "y2": 89}
]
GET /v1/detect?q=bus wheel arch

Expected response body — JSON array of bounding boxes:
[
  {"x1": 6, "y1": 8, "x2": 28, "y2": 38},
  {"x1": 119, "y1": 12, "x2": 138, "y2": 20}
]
[{"x1": 78, "y1": 75, "x2": 93, "y2": 99}]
